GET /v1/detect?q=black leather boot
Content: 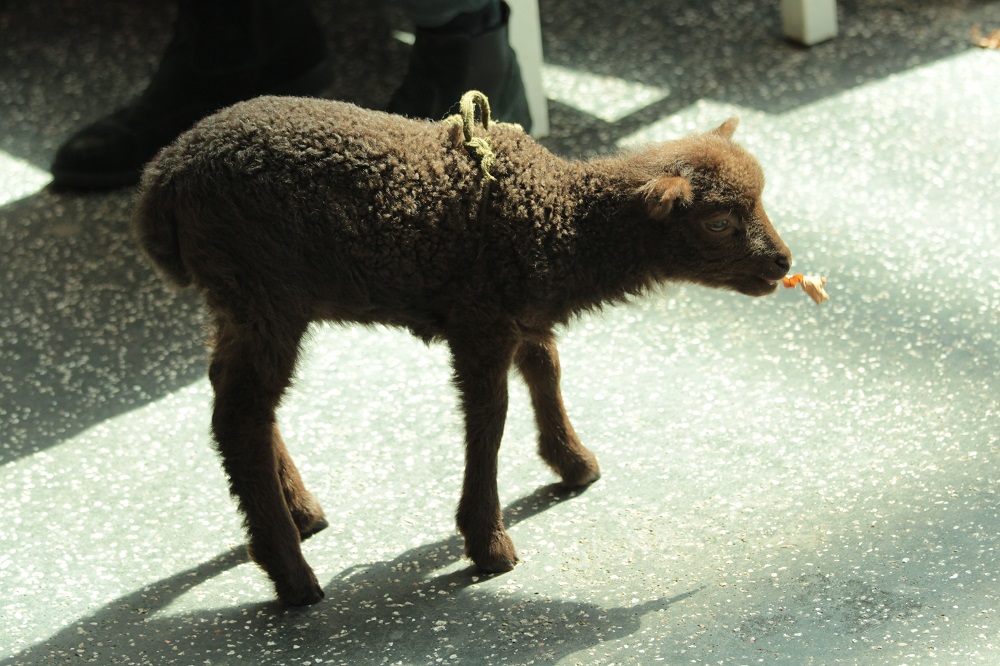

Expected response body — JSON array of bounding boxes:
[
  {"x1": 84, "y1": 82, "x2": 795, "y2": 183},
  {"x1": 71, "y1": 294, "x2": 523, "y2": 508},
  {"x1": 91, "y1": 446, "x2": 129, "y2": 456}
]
[
  {"x1": 51, "y1": 0, "x2": 332, "y2": 189},
  {"x1": 388, "y1": 1, "x2": 532, "y2": 132}
]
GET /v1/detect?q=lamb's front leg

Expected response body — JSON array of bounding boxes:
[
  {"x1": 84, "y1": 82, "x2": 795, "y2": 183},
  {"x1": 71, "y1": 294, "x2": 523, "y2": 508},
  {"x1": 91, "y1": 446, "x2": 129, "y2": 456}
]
[
  {"x1": 449, "y1": 333, "x2": 519, "y2": 572},
  {"x1": 515, "y1": 334, "x2": 601, "y2": 488}
]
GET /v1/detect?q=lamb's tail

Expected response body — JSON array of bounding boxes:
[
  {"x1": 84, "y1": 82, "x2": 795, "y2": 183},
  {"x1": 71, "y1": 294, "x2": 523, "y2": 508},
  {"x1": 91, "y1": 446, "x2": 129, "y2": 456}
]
[{"x1": 132, "y1": 175, "x2": 193, "y2": 289}]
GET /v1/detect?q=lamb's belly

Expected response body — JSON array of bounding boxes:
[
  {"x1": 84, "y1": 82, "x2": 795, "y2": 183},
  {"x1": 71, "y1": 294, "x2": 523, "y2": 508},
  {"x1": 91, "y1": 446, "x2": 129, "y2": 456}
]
[{"x1": 311, "y1": 295, "x2": 446, "y2": 339}]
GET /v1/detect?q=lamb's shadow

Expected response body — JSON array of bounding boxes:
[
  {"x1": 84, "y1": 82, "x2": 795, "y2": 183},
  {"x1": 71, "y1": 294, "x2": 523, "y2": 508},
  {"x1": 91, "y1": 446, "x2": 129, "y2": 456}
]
[{"x1": 5, "y1": 483, "x2": 700, "y2": 665}]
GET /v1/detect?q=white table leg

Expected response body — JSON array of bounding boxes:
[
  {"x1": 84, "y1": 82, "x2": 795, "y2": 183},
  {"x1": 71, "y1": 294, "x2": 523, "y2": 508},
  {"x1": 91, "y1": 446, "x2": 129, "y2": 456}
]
[
  {"x1": 507, "y1": 0, "x2": 550, "y2": 137},
  {"x1": 781, "y1": 0, "x2": 838, "y2": 45}
]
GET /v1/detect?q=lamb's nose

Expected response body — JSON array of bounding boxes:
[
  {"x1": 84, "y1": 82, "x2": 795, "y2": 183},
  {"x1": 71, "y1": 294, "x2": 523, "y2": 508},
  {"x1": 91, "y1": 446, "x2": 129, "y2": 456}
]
[{"x1": 774, "y1": 254, "x2": 791, "y2": 274}]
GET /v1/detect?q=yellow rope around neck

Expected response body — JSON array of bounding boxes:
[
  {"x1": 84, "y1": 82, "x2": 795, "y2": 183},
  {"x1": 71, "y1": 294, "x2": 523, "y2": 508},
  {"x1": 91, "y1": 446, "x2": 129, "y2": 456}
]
[{"x1": 447, "y1": 90, "x2": 498, "y2": 189}]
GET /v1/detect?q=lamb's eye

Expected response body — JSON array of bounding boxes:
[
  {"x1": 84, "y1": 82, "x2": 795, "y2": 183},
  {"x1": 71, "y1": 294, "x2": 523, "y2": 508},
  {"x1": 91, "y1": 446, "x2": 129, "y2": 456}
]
[{"x1": 704, "y1": 218, "x2": 730, "y2": 233}]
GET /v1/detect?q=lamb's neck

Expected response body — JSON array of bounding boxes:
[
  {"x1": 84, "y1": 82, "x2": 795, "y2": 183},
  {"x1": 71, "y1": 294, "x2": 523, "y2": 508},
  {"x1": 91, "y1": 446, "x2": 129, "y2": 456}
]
[{"x1": 543, "y1": 161, "x2": 664, "y2": 314}]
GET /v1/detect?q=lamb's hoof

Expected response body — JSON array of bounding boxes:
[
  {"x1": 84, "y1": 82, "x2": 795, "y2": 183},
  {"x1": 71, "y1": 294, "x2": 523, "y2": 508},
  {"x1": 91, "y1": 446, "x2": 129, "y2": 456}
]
[
  {"x1": 276, "y1": 571, "x2": 325, "y2": 606},
  {"x1": 280, "y1": 585, "x2": 325, "y2": 607},
  {"x1": 476, "y1": 557, "x2": 518, "y2": 574},
  {"x1": 468, "y1": 531, "x2": 519, "y2": 574},
  {"x1": 300, "y1": 517, "x2": 329, "y2": 540},
  {"x1": 559, "y1": 464, "x2": 602, "y2": 489}
]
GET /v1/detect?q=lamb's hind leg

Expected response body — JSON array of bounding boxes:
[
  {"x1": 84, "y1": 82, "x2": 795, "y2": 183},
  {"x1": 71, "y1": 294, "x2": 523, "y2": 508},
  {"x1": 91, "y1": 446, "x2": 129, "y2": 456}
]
[
  {"x1": 515, "y1": 334, "x2": 601, "y2": 488},
  {"x1": 209, "y1": 314, "x2": 324, "y2": 605}
]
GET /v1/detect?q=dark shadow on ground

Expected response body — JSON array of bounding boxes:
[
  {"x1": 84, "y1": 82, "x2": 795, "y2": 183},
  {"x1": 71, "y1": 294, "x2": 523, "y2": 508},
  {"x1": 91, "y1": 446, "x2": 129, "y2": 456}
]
[
  {"x1": 0, "y1": 188, "x2": 209, "y2": 464},
  {"x1": 538, "y1": 0, "x2": 1000, "y2": 154},
  {"x1": 2, "y1": 483, "x2": 700, "y2": 665},
  {"x1": 0, "y1": 0, "x2": 406, "y2": 465},
  {"x1": 3, "y1": 0, "x2": 997, "y2": 465},
  {"x1": 2, "y1": 0, "x2": 999, "y2": 168}
]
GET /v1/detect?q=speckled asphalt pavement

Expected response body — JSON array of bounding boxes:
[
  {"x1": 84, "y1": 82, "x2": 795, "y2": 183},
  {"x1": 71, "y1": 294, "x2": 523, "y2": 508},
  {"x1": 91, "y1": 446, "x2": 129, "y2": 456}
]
[{"x1": 2, "y1": 1, "x2": 999, "y2": 664}]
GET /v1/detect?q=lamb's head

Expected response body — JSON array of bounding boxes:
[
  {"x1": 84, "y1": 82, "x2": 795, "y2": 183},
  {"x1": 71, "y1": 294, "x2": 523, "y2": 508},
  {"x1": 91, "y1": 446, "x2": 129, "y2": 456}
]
[{"x1": 632, "y1": 118, "x2": 791, "y2": 296}]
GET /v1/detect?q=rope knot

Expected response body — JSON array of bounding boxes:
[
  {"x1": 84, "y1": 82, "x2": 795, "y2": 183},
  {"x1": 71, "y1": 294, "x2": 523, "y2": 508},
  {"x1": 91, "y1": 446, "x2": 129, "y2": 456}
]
[{"x1": 448, "y1": 90, "x2": 498, "y2": 187}]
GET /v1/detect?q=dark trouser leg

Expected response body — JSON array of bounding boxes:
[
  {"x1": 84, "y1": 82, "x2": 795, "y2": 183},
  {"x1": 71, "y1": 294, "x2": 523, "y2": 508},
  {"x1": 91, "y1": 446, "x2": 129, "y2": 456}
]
[
  {"x1": 51, "y1": 0, "x2": 331, "y2": 189},
  {"x1": 388, "y1": 1, "x2": 532, "y2": 130}
]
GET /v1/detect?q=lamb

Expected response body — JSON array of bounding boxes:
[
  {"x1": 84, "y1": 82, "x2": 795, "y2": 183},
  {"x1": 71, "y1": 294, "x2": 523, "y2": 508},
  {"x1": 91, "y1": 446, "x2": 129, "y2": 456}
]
[{"x1": 133, "y1": 93, "x2": 792, "y2": 606}]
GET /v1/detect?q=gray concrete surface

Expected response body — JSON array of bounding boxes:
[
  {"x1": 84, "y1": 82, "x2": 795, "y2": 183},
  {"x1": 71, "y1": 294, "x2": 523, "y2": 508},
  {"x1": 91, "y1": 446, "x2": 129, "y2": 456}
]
[{"x1": 2, "y1": 1, "x2": 999, "y2": 663}]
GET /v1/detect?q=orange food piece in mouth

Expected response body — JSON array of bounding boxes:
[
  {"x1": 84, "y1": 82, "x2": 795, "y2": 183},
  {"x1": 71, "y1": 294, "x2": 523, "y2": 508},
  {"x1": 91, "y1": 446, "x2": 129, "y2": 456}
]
[{"x1": 781, "y1": 273, "x2": 830, "y2": 304}]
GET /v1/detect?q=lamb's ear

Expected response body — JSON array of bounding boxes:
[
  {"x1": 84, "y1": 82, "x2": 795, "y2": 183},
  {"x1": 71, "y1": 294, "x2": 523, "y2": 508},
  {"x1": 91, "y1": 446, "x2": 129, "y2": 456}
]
[
  {"x1": 712, "y1": 116, "x2": 740, "y2": 140},
  {"x1": 638, "y1": 176, "x2": 693, "y2": 220}
]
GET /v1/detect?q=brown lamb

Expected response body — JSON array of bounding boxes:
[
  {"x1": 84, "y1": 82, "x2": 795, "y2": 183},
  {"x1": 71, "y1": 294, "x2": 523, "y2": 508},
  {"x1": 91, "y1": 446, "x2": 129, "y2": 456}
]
[{"x1": 133, "y1": 95, "x2": 792, "y2": 606}]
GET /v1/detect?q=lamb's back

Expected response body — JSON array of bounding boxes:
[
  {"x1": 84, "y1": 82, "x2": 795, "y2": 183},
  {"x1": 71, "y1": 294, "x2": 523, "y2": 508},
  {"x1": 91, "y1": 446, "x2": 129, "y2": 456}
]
[
  {"x1": 145, "y1": 98, "x2": 497, "y2": 309},
  {"x1": 147, "y1": 96, "x2": 483, "y2": 224}
]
